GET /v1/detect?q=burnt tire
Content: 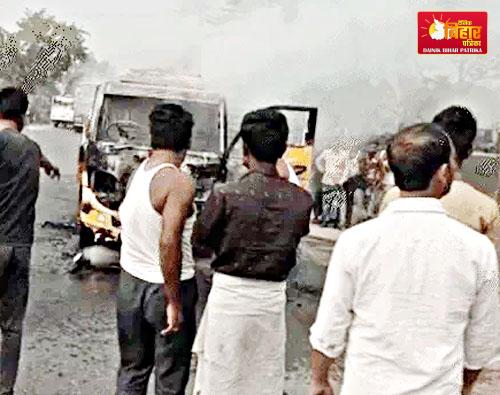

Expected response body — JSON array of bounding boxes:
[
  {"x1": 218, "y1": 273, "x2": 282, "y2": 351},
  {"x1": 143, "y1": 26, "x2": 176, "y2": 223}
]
[{"x1": 79, "y1": 224, "x2": 95, "y2": 249}]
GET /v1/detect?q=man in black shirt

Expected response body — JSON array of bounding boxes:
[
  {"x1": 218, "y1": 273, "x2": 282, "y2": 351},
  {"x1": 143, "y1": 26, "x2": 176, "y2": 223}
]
[
  {"x1": 192, "y1": 109, "x2": 313, "y2": 394},
  {"x1": 0, "y1": 87, "x2": 59, "y2": 395}
]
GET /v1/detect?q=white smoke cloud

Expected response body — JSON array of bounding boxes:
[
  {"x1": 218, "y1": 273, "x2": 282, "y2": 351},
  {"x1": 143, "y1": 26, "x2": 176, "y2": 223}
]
[
  {"x1": 198, "y1": 0, "x2": 500, "y2": 148},
  {"x1": 4, "y1": 0, "x2": 499, "y2": 148}
]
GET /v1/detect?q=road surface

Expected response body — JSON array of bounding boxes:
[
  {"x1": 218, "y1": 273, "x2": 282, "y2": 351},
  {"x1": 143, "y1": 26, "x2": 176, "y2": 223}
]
[
  {"x1": 15, "y1": 125, "x2": 314, "y2": 394},
  {"x1": 10, "y1": 125, "x2": 499, "y2": 394}
]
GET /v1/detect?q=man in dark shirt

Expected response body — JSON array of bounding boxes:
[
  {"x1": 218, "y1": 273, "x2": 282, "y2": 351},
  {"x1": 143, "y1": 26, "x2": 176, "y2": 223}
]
[
  {"x1": 192, "y1": 109, "x2": 313, "y2": 394},
  {"x1": 0, "y1": 87, "x2": 59, "y2": 395}
]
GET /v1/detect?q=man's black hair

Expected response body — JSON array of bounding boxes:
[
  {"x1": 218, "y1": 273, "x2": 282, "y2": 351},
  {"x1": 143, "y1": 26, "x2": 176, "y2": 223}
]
[
  {"x1": 240, "y1": 109, "x2": 289, "y2": 164},
  {"x1": 149, "y1": 103, "x2": 193, "y2": 152},
  {"x1": 0, "y1": 87, "x2": 29, "y2": 119},
  {"x1": 387, "y1": 123, "x2": 452, "y2": 192},
  {"x1": 432, "y1": 106, "x2": 476, "y2": 164}
]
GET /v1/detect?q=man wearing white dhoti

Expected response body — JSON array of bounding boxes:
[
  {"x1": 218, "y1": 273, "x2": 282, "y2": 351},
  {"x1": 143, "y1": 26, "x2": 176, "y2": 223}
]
[{"x1": 192, "y1": 109, "x2": 313, "y2": 395}]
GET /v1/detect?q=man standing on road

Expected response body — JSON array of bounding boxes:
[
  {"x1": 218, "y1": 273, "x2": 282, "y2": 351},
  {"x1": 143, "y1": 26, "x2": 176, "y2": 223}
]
[
  {"x1": 0, "y1": 87, "x2": 59, "y2": 395},
  {"x1": 316, "y1": 138, "x2": 359, "y2": 229},
  {"x1": 309, "y1": 155, "x2": 324, "y2": 224},
  {"x1": 116, "y1": 103, "x2": 197, "y2": 395},
  {"x1": 192, "y1": 109, "x2": 313, "y2": 394},
  {"x1": 310, "y1": 123, "x2": 500, "y2": 395},
  {"x1": 380, "y1": 106, "x2": 499, "y2": 238},
  {"x1": 194, "y1": 119, "x2": 303, "y2": 326}
]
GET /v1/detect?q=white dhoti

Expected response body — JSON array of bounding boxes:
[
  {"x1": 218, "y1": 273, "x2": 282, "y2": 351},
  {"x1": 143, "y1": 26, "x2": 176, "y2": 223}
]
[{"x1": 192, "y1": 272, "x2": 287, "y2": 395}]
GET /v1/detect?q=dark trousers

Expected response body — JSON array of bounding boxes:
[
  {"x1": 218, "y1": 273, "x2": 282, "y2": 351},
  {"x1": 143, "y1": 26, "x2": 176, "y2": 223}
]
[
  {"x1": 343, "y1": 176, "x2": 367, "y2": 228},
  {"x1": 312, "y1": 187, "x2": 323, "y2": 220},
  {"x1": 194, "y1": 259, "x2": 213, "y2": 327},
  {"x1": 116, "y1": 270, "x2": 198, "y2": 395},
  {"x1": 0, "y1": 246, "x2": 31, "y2": 395},
  {"x1": 321, "y1": 184, "x2": 346, "y2": 228}
]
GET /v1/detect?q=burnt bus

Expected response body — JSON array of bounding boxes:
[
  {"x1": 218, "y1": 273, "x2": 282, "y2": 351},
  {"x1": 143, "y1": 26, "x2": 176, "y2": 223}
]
[{"x1": 77, "y1": 79, "x2": 228, "y2": 248}]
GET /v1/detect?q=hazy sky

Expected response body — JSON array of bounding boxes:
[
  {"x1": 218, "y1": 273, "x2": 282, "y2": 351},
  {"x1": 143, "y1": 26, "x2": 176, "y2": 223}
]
[
  {"x1": 1, "y1": 0, "x2": 499, "y2": 142},
  {"x1": 0, "y1": 1, "x2": 203, "y2": 68}
]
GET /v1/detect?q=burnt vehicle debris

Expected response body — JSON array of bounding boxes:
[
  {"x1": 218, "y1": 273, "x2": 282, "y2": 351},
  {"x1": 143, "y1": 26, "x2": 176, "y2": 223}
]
[
  {"x1": 77, "y1": 74, "x2": 319, "y2": 251},
  {"x1": 77, "y1": 76, "x2": 228, "y2": 248},
  {"x1": 219, "y1": 105, "x2": 318, "y2": 188}
]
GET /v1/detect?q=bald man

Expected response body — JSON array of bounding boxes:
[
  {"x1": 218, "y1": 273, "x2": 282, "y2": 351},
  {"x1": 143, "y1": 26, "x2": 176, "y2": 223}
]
[{"x1": 310, "y1": 123, "x2": 499, "y2": 395}]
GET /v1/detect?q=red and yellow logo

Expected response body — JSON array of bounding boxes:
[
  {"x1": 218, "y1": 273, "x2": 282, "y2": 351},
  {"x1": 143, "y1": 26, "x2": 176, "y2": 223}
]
[{"x1": 418, "y1": 12, "x2": 487, "y2": 54}]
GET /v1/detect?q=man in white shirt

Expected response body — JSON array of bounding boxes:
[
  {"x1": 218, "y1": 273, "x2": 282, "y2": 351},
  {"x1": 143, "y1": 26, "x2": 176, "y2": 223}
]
[
  {"x1": 309, "y1": 123, "x2": 500, "y2": 395},
  {"x1": 380, "y1": 106, "x2": 499, "y2": 239},
  {"x1": 316, "y1": 138, "x2": 360, "y2": 228}
]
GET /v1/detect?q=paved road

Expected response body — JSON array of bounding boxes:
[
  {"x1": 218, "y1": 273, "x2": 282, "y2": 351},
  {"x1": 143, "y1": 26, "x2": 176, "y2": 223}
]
[
  {"x1": 15, "y1": 125, "x2": 314, "y2": 394},
  {"x1": 11, "y1": 125, "x2": 500, "y2": 394}
]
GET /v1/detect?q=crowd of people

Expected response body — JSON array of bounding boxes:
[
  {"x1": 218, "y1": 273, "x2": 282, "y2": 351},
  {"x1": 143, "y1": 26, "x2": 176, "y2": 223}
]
[
  {"x1": 0, "y1": 85, "x2": 499, "y2": 395},
  {"x1": 311, "y1": 133, "x2": 396, "y2": 230}
]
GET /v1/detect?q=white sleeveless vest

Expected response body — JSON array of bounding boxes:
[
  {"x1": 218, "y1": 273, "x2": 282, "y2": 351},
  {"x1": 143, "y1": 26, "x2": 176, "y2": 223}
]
[{"x1": 119, "y1": 160, "x2": 195, "y2": 283}]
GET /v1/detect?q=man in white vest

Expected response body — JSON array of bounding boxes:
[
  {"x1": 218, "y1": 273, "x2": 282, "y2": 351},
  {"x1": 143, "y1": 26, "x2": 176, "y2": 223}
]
[{"x1": 116, "y1": 103, "x2": 197, "y2": 395}]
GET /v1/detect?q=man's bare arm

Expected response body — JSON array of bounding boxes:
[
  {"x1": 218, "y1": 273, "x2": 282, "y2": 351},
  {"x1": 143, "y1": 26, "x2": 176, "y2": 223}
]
[
  {"x1": 158, "y1": 172, "x2": 195, "y2": 334},
  {"x1": 276, "y1": 158, "x2": 290, "y2": 180},
  {"x1": 310, "y1": 350, "x2": 335, "y2": 395},
  {"x1": 40, "y1": 153, "x2": 60, "y2": 179},
  {"x1": 462, "y1": 369, "x2": 481, "y2": 395}
]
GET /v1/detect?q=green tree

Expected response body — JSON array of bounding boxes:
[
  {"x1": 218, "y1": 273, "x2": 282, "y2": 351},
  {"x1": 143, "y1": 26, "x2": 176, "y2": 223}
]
[
  {"x1": 0, "y1": 9, "x2": 89, "y2": 121},
  {"x1": 0, "y1": 9, "x2": 88, "y2": 91}
]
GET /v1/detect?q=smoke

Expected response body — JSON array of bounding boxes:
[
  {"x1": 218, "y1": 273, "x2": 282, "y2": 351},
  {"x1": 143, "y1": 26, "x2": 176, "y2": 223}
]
[
  {"x1": 196, "y1": 0, "x2": 500, "y2": 149},
  {"x1": 75, "y1": 58, "x2": 117, "y2": 85},
  {"x1": 61, "y1": 55, "x2": 117, "y2": 95},
  {"x1": 27, "y1": 0, "x2": 497, "y2": 150}
]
